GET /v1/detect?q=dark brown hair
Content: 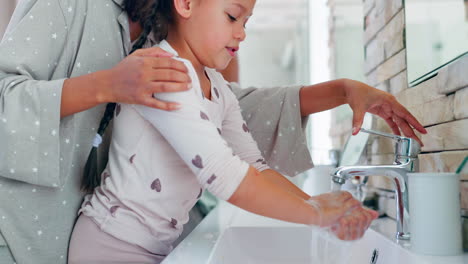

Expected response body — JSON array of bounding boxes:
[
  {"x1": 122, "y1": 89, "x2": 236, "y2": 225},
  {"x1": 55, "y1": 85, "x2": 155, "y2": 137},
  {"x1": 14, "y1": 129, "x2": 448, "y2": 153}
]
[
  {"x1": 126, "y1": 0, "x2": 174, "y2": 43},
  {"x1": 81, "y1": 0, "x2": 175, "y2": 192}
]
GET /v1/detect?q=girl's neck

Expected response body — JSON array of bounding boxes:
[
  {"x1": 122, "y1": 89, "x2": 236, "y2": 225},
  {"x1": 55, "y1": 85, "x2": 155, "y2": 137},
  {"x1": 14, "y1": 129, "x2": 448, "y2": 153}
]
[
  {"x1": 166, "y1": 33, "x2": 205, "y2": 78},
  {"x1": 166, "y1": 31, "x2": 212, "y2": 100}
]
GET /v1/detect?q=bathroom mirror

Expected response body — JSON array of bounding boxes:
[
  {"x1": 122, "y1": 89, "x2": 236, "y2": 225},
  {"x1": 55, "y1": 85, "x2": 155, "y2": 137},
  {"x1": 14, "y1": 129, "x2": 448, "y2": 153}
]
[
  {"x1": 405, "y1": 0, "x2": 468, "y2": 86},
  {"x1": 339, "y1": 113, "x2": 373, "y2": 166}
]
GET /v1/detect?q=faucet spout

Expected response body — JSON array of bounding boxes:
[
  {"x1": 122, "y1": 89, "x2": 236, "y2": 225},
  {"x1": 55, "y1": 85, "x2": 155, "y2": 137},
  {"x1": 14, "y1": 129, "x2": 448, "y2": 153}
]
[
  {"x1": 331, "y1": 128, "x2": 420, "y2": 241},
  {"x1": 332, "y1": 163, "x2": 413, "y2": 240},
  {"x1": 332, "y1": 163, "x2": 411, "y2": 192}
]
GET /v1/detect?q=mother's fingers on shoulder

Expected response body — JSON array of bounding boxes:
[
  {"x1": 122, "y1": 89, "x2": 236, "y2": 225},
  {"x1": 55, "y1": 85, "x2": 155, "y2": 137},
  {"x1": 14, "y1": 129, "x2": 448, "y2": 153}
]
[
  {"x1": 149, "y1": 81, "x2": 191, "y2": 94},
  {"x1": 132, "y1": 46, "x2": 174, "y2": 58},
  {"x1": 145, "y1": 57, "x2": 188, "y2": 73},
  {"x1": 150, "y1": 69, "x2": 192, "y2": 83},
  {"x1": 141, "y1": 96, "x2": 181, "y2": 111}
]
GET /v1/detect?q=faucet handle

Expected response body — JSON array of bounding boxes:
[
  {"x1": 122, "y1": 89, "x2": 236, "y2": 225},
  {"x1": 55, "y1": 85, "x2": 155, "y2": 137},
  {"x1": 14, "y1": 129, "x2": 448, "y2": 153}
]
[
  {"x1": 360, "y1": 128, "x2": 404, "y2": 140},
  {"x1": 360, "y1": 128, "x2": 420, "y2": 159}
]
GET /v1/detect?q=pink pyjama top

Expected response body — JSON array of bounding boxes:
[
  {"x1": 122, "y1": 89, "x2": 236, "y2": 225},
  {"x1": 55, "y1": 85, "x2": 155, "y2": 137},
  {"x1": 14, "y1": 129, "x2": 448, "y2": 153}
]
[{"x1": 79, "y1": 40, "x2": 269, "y2": 255}]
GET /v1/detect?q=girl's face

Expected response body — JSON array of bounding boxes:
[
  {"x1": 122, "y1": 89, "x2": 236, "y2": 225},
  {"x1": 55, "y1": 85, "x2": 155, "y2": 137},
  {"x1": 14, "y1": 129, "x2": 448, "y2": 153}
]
[{"x1": 182, "y1": 0, "x2": 255, "y2": 70}]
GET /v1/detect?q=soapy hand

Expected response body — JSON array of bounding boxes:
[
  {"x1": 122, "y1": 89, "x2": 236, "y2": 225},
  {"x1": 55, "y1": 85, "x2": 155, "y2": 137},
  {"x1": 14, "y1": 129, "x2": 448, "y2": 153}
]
[
  {"x1": 307, "y1": 191, "x2": 378, "y2": 241},
  {"x1": 330, "y1": 206, "x2": 378, "y2": 240}
]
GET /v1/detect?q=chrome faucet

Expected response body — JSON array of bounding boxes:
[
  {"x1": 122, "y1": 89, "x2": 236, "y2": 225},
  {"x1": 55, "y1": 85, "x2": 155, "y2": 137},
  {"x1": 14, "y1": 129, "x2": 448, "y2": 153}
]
[{"x1": 331, "y1": 128, "x2": 421, "y2": 240}]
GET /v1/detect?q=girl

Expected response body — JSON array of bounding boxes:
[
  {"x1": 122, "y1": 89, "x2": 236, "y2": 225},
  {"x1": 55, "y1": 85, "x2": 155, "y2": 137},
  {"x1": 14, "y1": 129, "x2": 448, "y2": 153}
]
[{"x1": 68, "y1": 0, "x2": 378, "y2": 263}]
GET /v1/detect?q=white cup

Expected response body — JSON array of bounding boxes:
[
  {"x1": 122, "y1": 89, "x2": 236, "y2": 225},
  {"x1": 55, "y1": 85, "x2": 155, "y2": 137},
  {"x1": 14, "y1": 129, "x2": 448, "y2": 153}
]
[{"x1": 408, "y1": 172, "x2": 463, "y2": 255}]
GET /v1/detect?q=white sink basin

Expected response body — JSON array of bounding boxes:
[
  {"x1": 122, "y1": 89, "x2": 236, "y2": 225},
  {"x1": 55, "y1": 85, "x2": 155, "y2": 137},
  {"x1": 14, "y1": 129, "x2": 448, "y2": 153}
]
[{"x1": 207, "y1": 226, "x2": 467, "y2": 264}]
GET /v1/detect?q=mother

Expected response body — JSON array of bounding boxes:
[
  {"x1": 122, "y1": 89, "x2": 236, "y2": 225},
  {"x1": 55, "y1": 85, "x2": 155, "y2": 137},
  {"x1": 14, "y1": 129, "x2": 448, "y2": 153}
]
[{"x1": 0, "y1": 0, "x2": 426, "y2": 263}]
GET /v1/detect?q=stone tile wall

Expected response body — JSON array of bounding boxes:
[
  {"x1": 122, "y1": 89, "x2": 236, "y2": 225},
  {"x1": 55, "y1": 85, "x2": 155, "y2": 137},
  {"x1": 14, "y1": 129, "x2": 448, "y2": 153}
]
[{"x1": 328, "y1": 0, "x2": 468, "y2": 211}]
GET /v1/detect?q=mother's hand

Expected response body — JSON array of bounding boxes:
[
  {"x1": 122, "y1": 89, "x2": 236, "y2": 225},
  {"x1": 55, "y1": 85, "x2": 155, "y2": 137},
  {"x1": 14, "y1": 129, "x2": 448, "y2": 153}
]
[
  {"x1": 103, "y1": 46, "x2": 191, "y2": 111},
  {"x1": 344, "y1": 79, "x2": 427, "y2": 146}
]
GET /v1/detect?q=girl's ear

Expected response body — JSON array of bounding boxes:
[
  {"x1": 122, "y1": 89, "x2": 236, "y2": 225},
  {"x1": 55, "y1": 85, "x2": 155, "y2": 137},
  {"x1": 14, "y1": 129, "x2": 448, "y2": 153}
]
[{"x1": 173, "y1": 0, "x2": 193, "y2": 18}]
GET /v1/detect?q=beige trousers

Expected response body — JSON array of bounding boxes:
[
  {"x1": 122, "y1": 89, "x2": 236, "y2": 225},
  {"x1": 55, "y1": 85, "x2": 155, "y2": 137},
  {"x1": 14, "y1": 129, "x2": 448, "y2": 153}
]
[{"x1": 68, "y1": 215, "x2": 166, "y2": 264}]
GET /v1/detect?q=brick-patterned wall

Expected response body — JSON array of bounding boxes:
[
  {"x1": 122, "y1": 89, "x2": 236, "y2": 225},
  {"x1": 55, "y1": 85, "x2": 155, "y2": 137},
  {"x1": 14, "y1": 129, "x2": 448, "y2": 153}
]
[{"x1": 328, "y1": 0, "x2": 468, "y2": 209}]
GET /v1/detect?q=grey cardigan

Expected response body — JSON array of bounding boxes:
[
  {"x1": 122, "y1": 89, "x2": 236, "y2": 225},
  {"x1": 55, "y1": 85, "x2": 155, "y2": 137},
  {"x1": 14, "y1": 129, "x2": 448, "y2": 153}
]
[{"x1": 0, "y1": 0, "x2": 312, "y2": 263}]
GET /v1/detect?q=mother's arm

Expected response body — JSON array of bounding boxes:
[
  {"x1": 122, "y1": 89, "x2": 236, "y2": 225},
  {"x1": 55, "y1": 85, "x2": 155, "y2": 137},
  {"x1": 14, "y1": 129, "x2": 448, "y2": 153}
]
[
  {"x1": 220, "y1": 57, "x2": 426, "y2": 144},
  {"x1": 299, "y1": 79, "x2": 427, "y2": 145},
  {"x1": 61, "y1": 47, "x2": 191, "y2": 118}
]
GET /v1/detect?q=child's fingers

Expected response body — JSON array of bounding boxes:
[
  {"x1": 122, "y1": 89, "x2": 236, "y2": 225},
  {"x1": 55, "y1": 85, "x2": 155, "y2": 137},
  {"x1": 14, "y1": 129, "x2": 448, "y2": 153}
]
[{"x1": 339, "y1": 197, "x2": 361, "y2": 215}]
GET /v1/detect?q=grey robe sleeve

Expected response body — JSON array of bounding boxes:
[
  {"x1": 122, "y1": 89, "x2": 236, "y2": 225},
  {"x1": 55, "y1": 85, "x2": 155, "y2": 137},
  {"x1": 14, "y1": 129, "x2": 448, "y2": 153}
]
[
  {"x1": 231, "y1": 82, "x2": 314, "y2": 177},
  {"x1": 0, "y1": 1, "x2": 68, "y2": 187}
]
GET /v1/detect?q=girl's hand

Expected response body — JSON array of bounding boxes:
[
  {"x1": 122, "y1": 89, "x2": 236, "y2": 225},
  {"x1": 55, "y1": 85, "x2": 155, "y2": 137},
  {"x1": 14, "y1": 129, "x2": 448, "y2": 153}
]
[
  {"x1": 307, "y1": 191, "x2": 361, "y2": 227},
  {"x1": 330, "y1": 207, "x2": 378, "y2": 240},
  {"x1": 344, "y1": 79, "x2": 427, "y2": 146},
  {"x1": 102, "y1": 46, "x2": 191, "y2": 111},
  {"x1": 307, "y1": 191, "x2": 378, "y2": 240}
]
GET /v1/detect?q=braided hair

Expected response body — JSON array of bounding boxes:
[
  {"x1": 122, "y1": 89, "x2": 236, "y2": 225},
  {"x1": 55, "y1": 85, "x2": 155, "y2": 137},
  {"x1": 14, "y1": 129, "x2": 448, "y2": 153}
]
[{"x1": 81, "y1": 0, "x2": 175, "y2": 192}]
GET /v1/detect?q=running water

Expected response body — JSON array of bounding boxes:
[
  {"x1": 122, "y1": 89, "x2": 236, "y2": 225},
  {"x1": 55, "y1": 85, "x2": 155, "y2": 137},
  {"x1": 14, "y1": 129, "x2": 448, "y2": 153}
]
[
  {"x1": 308, "y1": 178, "x2": 360, "y2": 263},
  {"x1": 331, "y1": 181, "x2": 342, "y2": 191},
  {"x1": 310, "y1": 226, "x2": 354, "y2": 264}
]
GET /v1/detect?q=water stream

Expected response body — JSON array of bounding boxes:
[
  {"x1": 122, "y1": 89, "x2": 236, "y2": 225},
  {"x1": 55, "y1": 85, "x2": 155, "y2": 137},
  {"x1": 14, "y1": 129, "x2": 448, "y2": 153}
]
[{"x1": 310, "y1": 226, "x2": 354, "y2": 264}]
